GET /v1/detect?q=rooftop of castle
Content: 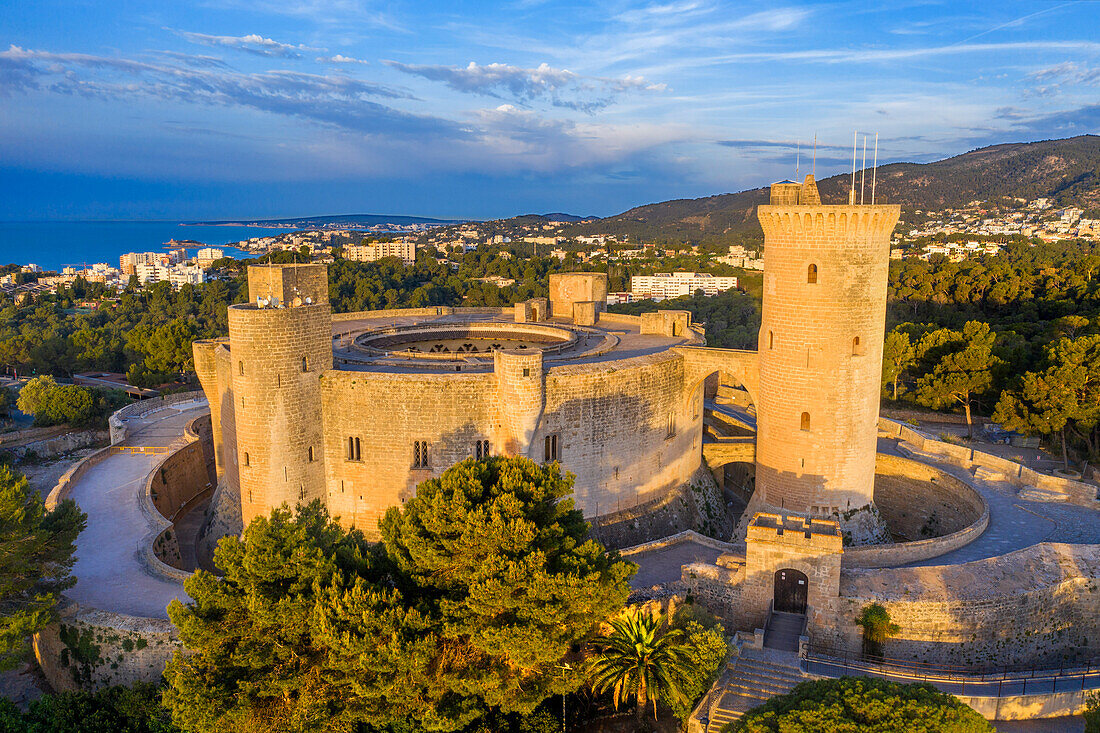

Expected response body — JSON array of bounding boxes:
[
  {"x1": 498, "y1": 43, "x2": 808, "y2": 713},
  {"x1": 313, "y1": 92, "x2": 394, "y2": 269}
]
[{"x1": 330, "y1": 309, "x2": 703, "y2": 374}]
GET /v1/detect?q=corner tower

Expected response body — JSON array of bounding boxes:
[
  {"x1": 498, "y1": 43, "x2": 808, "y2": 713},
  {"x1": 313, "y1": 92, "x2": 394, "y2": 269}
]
[
  {"x1": 752, "y1": 175, "x2": 900, "y2": 543},
  {"x1": 227, "y1": 263, "x2": 333, "y2": 526}
]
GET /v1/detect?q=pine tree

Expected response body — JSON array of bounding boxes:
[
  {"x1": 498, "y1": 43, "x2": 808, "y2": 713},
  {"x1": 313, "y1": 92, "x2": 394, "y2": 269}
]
[{"x1": 0, "y1": 465, "x2": 86, "y2": 671}]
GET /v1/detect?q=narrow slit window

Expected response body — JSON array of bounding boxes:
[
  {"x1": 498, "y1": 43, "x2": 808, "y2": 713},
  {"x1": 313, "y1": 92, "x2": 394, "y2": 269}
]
[
  {"x1": 308, "y1": 446, "x2": 315, "y2": 462},
  {"x1": 807, "y1": 264, "x2": 818, "y2": 284},
  {"x1": 239, "y1": 360, "x2": 245, "y2": 376},
  {"x1": 243, "y1": 452, "x2": 250, "y2": 467},
  {"x1": 666, "y1": 413, "x2": 675, "y2": 438},
  {"x1": 768, "y1": 331, "x2": 774, "y2": 350},
  {"x1": 301, "y1": 356, "x2": 308, "y2": 372},
  {"x1": 543, "y1": 434, "x2": 559, "y2": 462},
  {"x1": 801, "y1": 412, "x2": 811, "y2": 431}
]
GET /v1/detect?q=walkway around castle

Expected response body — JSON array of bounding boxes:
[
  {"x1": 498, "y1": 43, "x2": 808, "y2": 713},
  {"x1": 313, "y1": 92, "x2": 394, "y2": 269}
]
[{"x1": 65, "y1": 400, "x2": 207, "y2": 619}]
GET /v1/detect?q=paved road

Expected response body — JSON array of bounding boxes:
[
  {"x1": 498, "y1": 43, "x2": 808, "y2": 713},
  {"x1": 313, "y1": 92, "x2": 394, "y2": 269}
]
[
  {"x1": 66, "y1": 402, "x2": 207, "y2": 620},
  {"x1": 884, "y1": 438, "x2": 1100, "y2": 567},
  {"x1": 804, "y1": 657, "x2": 1100, "y2": 698},
  {"x1": 628, "y1": 540, "x2": 736, "y2": 590}
]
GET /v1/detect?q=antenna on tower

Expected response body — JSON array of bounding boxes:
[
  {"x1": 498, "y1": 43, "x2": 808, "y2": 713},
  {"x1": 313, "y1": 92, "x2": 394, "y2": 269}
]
[
  {"x1": 796, "y1": 140, "x2": 800, "y2": 176},
  {"x1": 850, "y1": 131, "x2": 857, "y2": 205},
  {"x1": 871, "y1": 132, "x2": 879, "y2": 205},
  {"x1": 860, "y1": 135, "x2": 867, "y2": 205},
  {"x1": 812, "y1": 133, "x2": 817, "y2": 176}
]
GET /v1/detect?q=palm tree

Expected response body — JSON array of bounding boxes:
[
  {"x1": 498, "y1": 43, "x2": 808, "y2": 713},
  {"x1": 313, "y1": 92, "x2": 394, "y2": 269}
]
[{"x1": 588, "y1": 607, "x2": 694, "y2": 725}]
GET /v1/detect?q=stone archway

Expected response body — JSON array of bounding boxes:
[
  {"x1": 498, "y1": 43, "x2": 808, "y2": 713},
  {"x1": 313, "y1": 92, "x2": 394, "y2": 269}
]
[{"x1": 773, "y1": 568, "x2": 808, "y2": 614}]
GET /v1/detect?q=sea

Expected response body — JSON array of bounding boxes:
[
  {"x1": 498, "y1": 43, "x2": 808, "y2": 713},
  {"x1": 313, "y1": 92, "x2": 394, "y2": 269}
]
[{"x1": 0, "y1": 220, "x2": 297, "y2": 271}]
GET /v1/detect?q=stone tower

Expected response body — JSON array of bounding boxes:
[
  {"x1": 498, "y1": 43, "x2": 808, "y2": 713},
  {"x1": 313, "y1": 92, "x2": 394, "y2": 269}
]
[
  {"x1": 227, "y1": 263, "x2": 333, "y2": 526},
  {"x1": 752, "y1": 174, "x2": 900, "y2": 543}
]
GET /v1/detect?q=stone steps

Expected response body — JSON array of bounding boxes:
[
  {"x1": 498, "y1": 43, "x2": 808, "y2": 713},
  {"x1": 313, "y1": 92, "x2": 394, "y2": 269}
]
[
  {"x1": 706, "y1": 653, "x2": 806, "y2": 723},
  {"x1": 763, "y1": 611, "x2": 804, "y2": 652}
]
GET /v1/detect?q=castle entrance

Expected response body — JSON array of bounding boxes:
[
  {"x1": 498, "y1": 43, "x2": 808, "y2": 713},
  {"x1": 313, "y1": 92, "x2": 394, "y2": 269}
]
[{"x1": 773, "y1": 568, "x2": 808, "y2": 614}]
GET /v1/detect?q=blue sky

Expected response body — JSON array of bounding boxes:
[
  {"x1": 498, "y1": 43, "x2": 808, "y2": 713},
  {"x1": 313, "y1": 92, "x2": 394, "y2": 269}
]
[{"x1": 1, "y1": 0, "x2": 1099, "y2": 220}]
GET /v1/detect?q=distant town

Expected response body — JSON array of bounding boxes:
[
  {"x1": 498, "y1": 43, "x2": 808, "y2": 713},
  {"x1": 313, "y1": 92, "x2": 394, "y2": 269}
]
[{"x1": 3, "y1": 196, "x2": 1096, "y2": 307}]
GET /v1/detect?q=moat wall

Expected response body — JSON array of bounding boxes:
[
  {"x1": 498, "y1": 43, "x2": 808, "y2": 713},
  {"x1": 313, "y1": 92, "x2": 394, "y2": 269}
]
[{"x1": 34, "y1": 603, "x2": 180, "y2": 692}]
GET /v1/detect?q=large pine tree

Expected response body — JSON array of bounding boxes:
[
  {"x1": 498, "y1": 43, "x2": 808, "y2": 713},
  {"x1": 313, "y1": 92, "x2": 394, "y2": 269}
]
[{"x1": 164, "y1": 457, "x2": 635, "y2": 733}]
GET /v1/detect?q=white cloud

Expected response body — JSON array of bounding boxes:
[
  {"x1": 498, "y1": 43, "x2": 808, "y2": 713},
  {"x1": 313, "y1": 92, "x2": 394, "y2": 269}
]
[
  {"x1": 384, "y1": 60, "x2": 665, "y2": 112},
  {"x1": 173, "y1": 30, "x2": 323, "y2": 58},
  {"x1": 319, "y1": 54, "x2": 370, "y2": 65}
]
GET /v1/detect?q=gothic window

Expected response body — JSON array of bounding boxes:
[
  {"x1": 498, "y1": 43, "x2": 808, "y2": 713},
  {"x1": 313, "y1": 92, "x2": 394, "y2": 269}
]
[
  {"x1": 413, "y1": 440, "x2": 430, "y2": 469},
  {"x1": 801, "y1": 412, "x2": 811, "y2": 431},
  {"x1": 347, "y1": 436, "x2": 361, "y2": 461},
  {"x1": 475, "y1": 439, "x2": 490, "y2": 460},
  {"x1": 544, "y1": 434, "x2": 559, "y2": 462},
  {"x1": 807, "y1": 264, "x2": 818, "y2": 283}
]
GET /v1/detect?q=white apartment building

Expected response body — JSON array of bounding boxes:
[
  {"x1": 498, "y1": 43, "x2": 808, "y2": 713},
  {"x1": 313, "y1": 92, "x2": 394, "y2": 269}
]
[
  {"x1": 134, "y1": 263, "x2": 205, "y2": 288},
  {"x1": 630, "y1": 272, "x2": 739, "y2": 300},
  {"x1": 196, "y1": 247, "x2": 225, "y2": 268},
  {"x1": 344, "y1": 240, "x2": 418, "y2": 265}
]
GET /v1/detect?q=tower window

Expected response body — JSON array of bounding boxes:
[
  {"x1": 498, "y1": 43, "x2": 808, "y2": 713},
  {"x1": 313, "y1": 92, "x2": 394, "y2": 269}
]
[
  {"x1": 413, "y1": 440, "x2": 430, "y2": 469},
  {"x1": 852, "y1": 336, "x2": 865, "y2": 356},
  {"x1": 801, "y1": 412, "x2": 811, "y2": 431},
  {"x1": 301, "y1": 356, "x2": 308, "y2": 372},
  {"x1": 807, "y1": 264, "x2": 818, "y2": 283},
  {"x1": 544, "y1": 434, "x2": 559, "y2": 462},
  {"x1": 308, "y1": 446, "x2": 315, "y2": 462},
  {"x1": 475, "y1": 439, "x2": 490, "y2": 460},
  {"x1": 768, "y1": 331, "x2": 774, "y2": 350},
  {"x1": 239, "y1": 360, "x2": 245, "y2": 376},
  {"x1": 666, "y1": 413, "x2": 676, "y2": 438},
  {"x1": 346, "y1": 436, "x2": 361, "y2": 461},
  {"x1": 243, "y1": 452, "x2": 250, "y2": 467},
  {"x1": 523, "y1": 367, "x2": 530, "y2": 377}
]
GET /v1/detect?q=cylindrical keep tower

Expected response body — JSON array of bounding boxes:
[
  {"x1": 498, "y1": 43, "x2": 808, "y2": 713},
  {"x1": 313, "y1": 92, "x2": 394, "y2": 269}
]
[
  {"x1": 228, "y1": 264, "x2": 333, "y2": 527},
  {"x1": 753, "y1": 175, "x2": 899, "y2": 543}
]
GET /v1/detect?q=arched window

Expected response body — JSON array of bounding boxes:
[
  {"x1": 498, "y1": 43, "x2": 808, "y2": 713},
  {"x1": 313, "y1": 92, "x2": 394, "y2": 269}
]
[
  {"x1": 768, "y1": 330, "x2": 774, "y2": 349},
  {"x1": 807, "y1": 264, "x2": 818, "y2": 284},
  {"x1": 243, "y1": 452, "x2": 250, "y2": 466},
  {"x1": 239, "y1": 360, "x2": 245, "y2": 376},
  {"x1": 800, "y1": 412, "x2": 810, "y2": 431},
  {"x1": 852, "y1": 336, "x2": 864, "y2": 356}
]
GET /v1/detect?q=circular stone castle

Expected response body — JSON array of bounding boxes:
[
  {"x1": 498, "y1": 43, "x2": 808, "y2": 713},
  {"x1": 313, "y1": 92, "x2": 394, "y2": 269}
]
[{"x1": 194, "y1": 266, "x2": 719, "y2": 538}]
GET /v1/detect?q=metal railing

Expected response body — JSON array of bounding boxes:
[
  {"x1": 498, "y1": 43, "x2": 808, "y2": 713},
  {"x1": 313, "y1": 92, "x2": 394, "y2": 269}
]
[{"x1": 803, "y1": 643, "x2": 1100, "y2": 697}]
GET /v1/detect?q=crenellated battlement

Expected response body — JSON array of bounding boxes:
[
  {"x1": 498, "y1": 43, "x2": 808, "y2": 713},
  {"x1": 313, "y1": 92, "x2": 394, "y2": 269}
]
[
  {"x1": 757, "y1": 206, "x2": 901, "y2": 242},
  {"x1": 747, "y1": 512, "x2": 843, "y2": 551}
]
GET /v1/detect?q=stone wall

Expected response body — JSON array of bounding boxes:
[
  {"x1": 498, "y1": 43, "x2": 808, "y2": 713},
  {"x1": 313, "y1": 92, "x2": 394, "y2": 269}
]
[
  {"x1": 7, "y1": 428, "x2": 108, "y2": 460},
  {"x1": 34, "y1": 602, "x2": 180, "y2": 692},
  {"x1": 320, "y1": 347, "x2": 703, "y2": 536},
  {"x1": 872, "y1": 454, "x2": 984, "y2": 541},
  {"x1": 832, "y1": 543, "x2": 1100, "y2": 669},
  {"x1": 882, "y1": 418, "x2": 1099, "y2": 508}
]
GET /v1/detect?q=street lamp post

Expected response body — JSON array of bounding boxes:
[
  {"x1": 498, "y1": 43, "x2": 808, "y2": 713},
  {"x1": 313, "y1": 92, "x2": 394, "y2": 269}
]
[{"x1": 554, "y1": 662, "x2": 574, "y2": 732}]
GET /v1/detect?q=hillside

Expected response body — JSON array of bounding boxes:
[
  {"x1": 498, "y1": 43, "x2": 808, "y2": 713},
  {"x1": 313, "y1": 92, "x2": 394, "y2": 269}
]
[{"x1": 565, "y1": 135, "x2": 1100, "y2": 245}]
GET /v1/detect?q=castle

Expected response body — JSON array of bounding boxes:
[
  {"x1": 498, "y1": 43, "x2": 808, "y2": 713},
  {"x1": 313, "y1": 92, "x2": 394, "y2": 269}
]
[{"x1": 193, "y1": 174, "x2": 899, "y2": 543}]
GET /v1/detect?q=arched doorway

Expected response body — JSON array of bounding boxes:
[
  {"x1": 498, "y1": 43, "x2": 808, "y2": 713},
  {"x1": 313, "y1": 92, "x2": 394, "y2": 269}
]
[{"x1": 773, "y1": 568, "x2": 808, "y2": 614}]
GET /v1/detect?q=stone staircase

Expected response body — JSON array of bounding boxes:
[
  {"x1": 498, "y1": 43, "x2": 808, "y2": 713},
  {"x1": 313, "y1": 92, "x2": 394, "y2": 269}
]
[
  {"x1": 703, "y1": 649, "x2": 808, "y2": 729},
  {"x1": 763, "y1": 611, "x2": 804, "y2": 652}
]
